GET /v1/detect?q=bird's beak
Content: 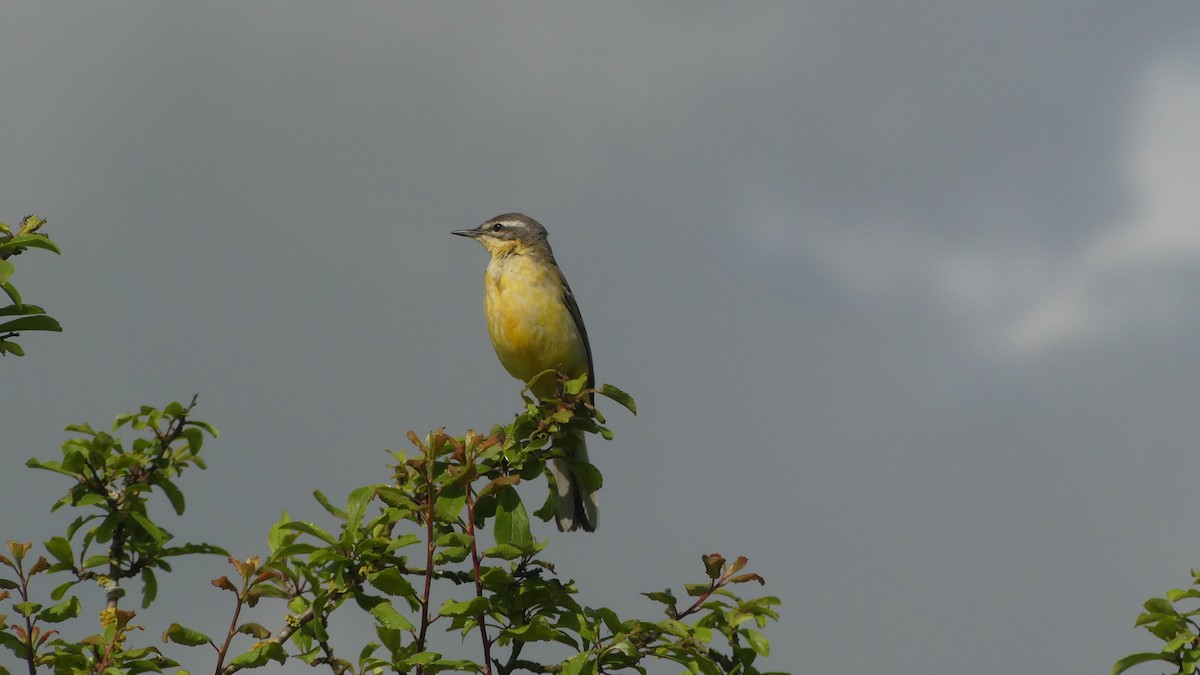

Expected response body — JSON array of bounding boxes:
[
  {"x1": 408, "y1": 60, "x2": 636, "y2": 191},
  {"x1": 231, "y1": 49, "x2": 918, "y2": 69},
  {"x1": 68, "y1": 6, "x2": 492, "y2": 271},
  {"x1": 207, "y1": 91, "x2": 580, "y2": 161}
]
[{"x1": 452, "y1": 227, "x2": 481, "y2": 238}]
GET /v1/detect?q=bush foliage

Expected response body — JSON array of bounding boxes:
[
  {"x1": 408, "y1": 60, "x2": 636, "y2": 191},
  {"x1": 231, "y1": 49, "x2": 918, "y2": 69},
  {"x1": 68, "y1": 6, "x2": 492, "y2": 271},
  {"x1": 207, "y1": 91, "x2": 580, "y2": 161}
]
[
  {"x1": 0, "y1": 215, "x2": 62, "y2": 357},
  {"x1": 4, "y1": 388, "x2": 784, "y2": 674},
  {"x1": 1, "y1": 221, "x2": 784, "y2": 673}
]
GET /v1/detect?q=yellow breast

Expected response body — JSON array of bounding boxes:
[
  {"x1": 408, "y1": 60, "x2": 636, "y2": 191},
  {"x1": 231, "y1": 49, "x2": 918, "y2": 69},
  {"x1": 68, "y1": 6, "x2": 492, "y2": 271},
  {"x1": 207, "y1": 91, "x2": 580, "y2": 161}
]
[{"x1": 483, "y1": 254, "x2": 588, "y2": 395}]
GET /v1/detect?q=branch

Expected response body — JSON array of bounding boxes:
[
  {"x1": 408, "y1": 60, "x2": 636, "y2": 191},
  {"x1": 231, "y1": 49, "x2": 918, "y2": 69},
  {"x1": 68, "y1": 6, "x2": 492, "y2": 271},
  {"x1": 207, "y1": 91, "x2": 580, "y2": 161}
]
[
  {"x1": 465, "y1": 484, "x2": 493, "y2": 675},
  {"x1": 212, "y1": 591, "x2": 244, "y2": 674},
  {"x1": 218, "y1": 589, "x2": 348, "y2": 675},
  {"x1": 416, "y1": 462, "x2": 438, "y2": 675}
]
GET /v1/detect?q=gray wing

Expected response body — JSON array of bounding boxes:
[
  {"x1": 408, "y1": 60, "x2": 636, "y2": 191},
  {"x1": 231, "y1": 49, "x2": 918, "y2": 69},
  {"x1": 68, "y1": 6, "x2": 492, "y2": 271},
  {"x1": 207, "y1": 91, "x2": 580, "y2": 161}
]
[{"x1": 557, "y1": 268, "x2": 595, "y2": 404}]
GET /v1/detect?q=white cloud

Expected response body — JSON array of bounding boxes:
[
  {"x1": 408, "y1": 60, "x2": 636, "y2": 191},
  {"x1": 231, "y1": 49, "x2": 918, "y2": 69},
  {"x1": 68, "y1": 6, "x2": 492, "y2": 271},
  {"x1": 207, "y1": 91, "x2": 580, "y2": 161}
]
[
  {"x1": 751, "y1": 51, "x2": 1200, "y2": 359},
  {"x1": 1001, "y1": 56, "x2": 1200, "y2": 356}
]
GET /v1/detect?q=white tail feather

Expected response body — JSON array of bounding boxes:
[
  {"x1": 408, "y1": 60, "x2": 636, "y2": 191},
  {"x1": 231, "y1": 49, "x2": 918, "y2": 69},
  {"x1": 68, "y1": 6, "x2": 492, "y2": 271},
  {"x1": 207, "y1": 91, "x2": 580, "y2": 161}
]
[{"x1": 551, "y1": 434, "x2": 598, "y2": 532}]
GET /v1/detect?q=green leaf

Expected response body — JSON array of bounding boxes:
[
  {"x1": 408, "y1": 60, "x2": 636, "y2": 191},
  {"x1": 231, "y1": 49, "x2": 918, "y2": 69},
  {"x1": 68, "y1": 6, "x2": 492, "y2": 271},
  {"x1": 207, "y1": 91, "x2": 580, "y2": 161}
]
[
  {"x1": 434, "y1": 546, "x2": 471, "y2": 564},
  {"x1": 430, "y1": 658, "x2": 484, "y2": 671},
  {"x1": 267, "y1": 512, "x2": 293, "y2": 554},
  {"x1": 643, "y1": 591, "x2": 677, "y2": 606},
  {"x1": 564, "y1": 374, "x2": 587, "y2": 395},
  {"x1": 44, "y1": 536, "x2": 74, "y2": 567},
  {"x1": 533, "y1": 486, "x2": 557, "y2": 522},
  {"x1": 559, "y1": 652, "x2": 597, "y2": 675},
  {"x1": 180, "y1": 427, "x2": 204, "y2": 454},
  {"x1": 741, "y1": 628, "x2": 770, "y2": 656},
  {"x1": 0, "y1": 340, "x2": 25, "y2": 357},
  {"x1": 358, "y1": 641, "x2": 381, "y2": 664},
  {"x1": 1167, "y1": 588, "x2": 1200, "y2": 602},
  {"x1": 345, "y1": 485, "x2": 378, "y2": 528},
  {"x1": 229, "y1": 641, "x2": 286, "y2": 668},
  {"x1": 1144, "y1": 597, "x2": 1178, "y2": 615},
  {"x1": 0, "y1": 259, "x2": 13, "y2": 285},
  {"x1": 386, "y1": 534, "x2": 421, "y2": 552},
  {"x1": 72, "y1": 493, "x2": 106, "y2": 509},
  {"x1": 1114, "y1": 652, "x2": 1173, "y2": 675},
  {"x1": 403, "y1": 651, "x2": 440, "y2": 666},
  {"x1": 280, "y1": 521, "x2": 337, "y2": 545},
  {"x1": 494, "y1": 487, "x2": 533, "y2": 548},
  {"x1": 313, "y1": 490, "x2": 348, "y2": 519},
  {"x1": 434, "y1": 532, "x2": 473, "y2": 549},
  {"x1": 505, "y1": 616, "x2": 557, "y2": 642},
  {"x1": 236, "y1": 623, "x2": 271, "y2": 639},
  {"x1": 438, "y1": 596, "x2": 489, "y2": 618},
  {"x1": 477, "y1": 475, "x2": 521, "y2": 500},
  {"x1": 129, "y1": 512, "x2": 170, "y2": 545},
  {"x1": 376, "y1": 486, "x2": 418, "y2": 511},
  {"x1": 4, "y1": 232, "x2": 60, "y2": 255},
  {"x1": 0, "y1": 303, "x2": 44, "y2": 315},
  {"x1": 0, "y1": 315, "x2": 62, "y2": 333},
  {"x1": 482, "y1": 543, "x2": 526, "y2": 560},
  {"x1": 13, "y1": 601, "x2": 42, "y2": 617},
  {"x1": 367, "y1": 568, "x2": 416, "y2": 598},
  {"x1": 0, "y1": 631, "x2": 27, "y2": 656},
  {"x1": 50, "y1": 579, "x2": 79, "y2": 601},
  {"x1": 38, "y1": 596, "x2": 81, "y2": 623},
  {"x1": 141, "y1": 567, "x2": 158, "y2": 608},
  {"x1": 369, "y1": 600, "x2": 415, "y2": 631},
  {"x1": 24, "y1": 457, "x2": 75, "y2": 477},
  {"x1": 1, "y1": 281, "x2": 21, "y2": 307},
  {"x1": 152, "y1": 475, "x2": 186, "y2": 515},
  {"x1": 270, "y1": 542, "x2": 318, "y2": 561},
  {"x1": 434, "y1": 485, "x2": 467, "y2": 522},
  {"x1": 598, "y1": 384, "x2": 637, "y2": 415},
  {"x1": 592, "y1": 607, "x2": 623, "y2": 635},
  {"x1": 377, "y1": 625, "x2": 404, "y2": 655},
  {"x1": 160, "y1": 542, "x2": 229, "y2": 557}
]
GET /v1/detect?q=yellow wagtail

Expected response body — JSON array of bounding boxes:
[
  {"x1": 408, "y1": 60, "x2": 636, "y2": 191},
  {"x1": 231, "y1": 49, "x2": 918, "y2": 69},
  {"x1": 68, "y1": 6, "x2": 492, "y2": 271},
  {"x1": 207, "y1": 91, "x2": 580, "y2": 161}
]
[{"x1": 454, "y1": 213, "x2": 599, "y2": 532}]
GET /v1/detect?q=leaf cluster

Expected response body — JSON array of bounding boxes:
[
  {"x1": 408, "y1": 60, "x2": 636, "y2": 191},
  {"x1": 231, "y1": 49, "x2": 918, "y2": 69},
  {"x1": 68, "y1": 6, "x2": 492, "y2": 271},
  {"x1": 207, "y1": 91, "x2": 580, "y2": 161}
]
[
  {"x1": 1116, "y1": 570, "x2": 1200, "y2": 675},
  {"x1": 2, "y1": 398, "x2": 225, "y2": 673},
  {"x1": 3, "y1": 379, "x2": 787, "y2": 674},
  {"x1": 0, "y1": 215, "x2": 62, "y2": 357}
]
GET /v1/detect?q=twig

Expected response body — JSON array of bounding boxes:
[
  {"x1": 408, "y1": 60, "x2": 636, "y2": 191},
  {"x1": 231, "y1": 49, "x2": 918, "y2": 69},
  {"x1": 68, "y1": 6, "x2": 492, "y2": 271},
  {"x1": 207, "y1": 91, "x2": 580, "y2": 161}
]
[
  {"x1": 465, "y1": 484, "x2": 493, "y2": 675},
  {"x1": 212, "y1": 590, "x2": 245, "y2": 674},
  {"x1": 415, "y1": 457, "x2": 438, "y2": 675},
  {"x1": 17, "y1": 572, "x2": 36, "y2": 675}
]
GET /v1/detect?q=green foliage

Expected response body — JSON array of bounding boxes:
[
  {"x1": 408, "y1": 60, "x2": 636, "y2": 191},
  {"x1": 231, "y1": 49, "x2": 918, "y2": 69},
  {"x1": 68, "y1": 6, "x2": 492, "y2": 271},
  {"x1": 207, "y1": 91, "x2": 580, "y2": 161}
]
[
  {"x1": 2, "y1": 378, "x2": 787, "y2": 674},
  {"x1": 1116, "y1": 571, "x2": 1200, "y2": 675},
  {"x1": 0, "y1": 215, "x2": 62, "y2": 357},
  {"x1": 2, "y1": 399, "x2": 224, "y2": 673}
]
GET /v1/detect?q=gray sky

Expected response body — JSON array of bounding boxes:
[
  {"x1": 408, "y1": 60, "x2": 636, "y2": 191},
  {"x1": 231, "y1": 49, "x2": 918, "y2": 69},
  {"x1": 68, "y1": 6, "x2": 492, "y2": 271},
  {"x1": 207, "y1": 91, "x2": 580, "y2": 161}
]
[{"x1": 3, "y1": 3, "x2": 1200, "y2": 673}]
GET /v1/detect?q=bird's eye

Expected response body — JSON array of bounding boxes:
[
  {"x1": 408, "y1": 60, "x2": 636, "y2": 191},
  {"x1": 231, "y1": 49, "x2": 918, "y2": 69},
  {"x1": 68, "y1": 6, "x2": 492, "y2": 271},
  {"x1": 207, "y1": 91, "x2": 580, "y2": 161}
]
[{"x1": 490, "y1": 223, "x2": 504, "y2": 232}]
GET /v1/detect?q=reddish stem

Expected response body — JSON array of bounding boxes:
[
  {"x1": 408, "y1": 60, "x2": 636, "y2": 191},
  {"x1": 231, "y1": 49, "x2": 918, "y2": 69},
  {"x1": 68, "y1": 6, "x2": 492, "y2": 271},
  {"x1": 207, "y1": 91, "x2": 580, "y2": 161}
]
[
  {"x1": 465, "y1": 485, "x2": 493, "y2": 674},
  {"x1": 213, "y1": 592, "x2": 245, "y2": 674},
  {"x1": 415, "y1": 461, "x2": 438, "y2": 675}
]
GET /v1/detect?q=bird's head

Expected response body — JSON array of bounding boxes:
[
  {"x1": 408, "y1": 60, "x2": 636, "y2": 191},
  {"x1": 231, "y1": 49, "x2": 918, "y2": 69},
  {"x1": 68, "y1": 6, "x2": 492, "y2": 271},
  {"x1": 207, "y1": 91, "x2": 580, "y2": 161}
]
[{"x1": 453, "y1": 213, "x2": 550, "y2": 258}]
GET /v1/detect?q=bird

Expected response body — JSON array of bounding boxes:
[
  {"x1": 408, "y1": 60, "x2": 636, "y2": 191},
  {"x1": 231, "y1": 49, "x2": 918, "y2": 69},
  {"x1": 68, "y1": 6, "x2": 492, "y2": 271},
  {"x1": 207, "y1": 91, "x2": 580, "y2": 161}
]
[{"x1": 453, "y1": 213, "x2": 598, "y2": 532}]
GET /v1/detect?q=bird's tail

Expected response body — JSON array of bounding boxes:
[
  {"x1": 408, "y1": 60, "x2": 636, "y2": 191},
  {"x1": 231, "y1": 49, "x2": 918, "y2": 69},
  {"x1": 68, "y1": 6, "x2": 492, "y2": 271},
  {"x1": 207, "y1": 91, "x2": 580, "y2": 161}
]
[{"x1": 550, "y1": 428, "x2": 599, "y2": 532}]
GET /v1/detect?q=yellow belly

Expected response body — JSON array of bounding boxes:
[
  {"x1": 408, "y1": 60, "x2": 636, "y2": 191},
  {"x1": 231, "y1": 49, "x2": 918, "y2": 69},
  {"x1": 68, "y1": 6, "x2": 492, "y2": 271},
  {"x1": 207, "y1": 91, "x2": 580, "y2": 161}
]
[{"x1": 484, "y1": 256, "x2": 588, "y2": 397}]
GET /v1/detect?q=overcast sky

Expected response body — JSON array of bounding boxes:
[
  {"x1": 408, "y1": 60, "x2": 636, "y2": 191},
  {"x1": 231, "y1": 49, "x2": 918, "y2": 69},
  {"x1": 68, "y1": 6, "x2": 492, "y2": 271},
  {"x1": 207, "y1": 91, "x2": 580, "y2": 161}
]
[{"x1": 3, "y1": 3, "x2": 1200, "y2": 674}]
